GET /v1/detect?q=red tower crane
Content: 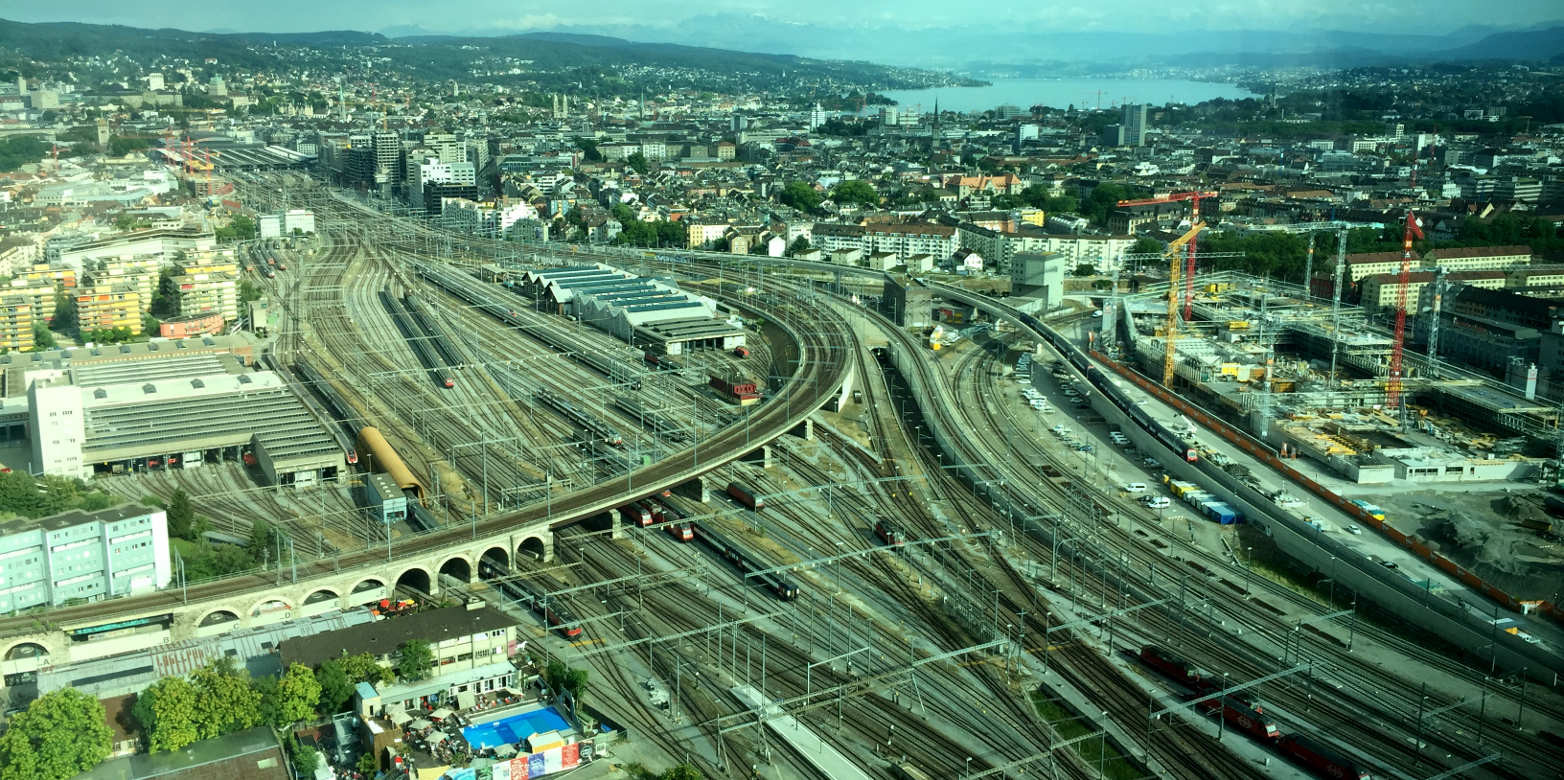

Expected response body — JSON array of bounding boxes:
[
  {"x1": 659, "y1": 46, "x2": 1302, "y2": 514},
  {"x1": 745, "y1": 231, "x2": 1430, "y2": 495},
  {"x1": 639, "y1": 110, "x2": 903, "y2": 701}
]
[
  {"x1": 1116, "y1": 190, "x2": 1217, "y2": 319},
  {"x1": 1387, "y1": 211, "x2": 1424, "y2": 410}
]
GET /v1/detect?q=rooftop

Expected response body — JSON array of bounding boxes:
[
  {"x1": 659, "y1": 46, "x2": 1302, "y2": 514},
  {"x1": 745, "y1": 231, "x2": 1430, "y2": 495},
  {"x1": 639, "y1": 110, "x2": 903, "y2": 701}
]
[{"x1": 278, "y1": 604, "x2": 517, "y2": 668}]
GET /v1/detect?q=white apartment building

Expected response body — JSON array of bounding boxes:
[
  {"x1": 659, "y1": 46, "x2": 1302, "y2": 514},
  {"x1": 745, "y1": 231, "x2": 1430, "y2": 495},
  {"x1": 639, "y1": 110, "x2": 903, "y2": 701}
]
[{"x1": 0, "y1": 503, "x2": 171, "y2": 612}]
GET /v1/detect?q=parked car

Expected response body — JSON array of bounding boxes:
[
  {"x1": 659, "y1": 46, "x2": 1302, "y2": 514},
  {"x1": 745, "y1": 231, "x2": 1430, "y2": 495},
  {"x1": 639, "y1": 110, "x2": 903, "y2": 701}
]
[{"x1": 1124, "y1": 482, "x2": 1148, "y2": 493}]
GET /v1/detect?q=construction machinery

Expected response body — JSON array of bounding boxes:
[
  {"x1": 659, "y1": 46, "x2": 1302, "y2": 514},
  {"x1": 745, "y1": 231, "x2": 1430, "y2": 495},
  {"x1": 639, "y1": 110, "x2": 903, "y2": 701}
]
[
  {"x1": 1161, "y1": 223, "x2": 1208, "y2": 387},
  {"x1": 1387, "y1": 211, "x2": 1424, "y2": 409},
  {"x1": 1116, "y1": 191, "x2": 1218, "y2": 319}
]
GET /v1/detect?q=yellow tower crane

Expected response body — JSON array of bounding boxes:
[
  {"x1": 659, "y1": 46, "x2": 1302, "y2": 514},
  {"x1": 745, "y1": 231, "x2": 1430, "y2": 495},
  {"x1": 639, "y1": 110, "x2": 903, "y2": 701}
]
[{"x1": 1162, "y1": 223, "x2": 1208, "y2": 388}]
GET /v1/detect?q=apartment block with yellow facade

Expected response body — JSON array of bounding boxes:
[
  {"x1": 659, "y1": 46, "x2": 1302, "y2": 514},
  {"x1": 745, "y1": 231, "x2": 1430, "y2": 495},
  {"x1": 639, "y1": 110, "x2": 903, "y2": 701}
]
[
  {"x1": 7, "y1": 277, "x2": 60, "y2": 325},
  {"x1": 75, "y1": 284, "x2": 143, "y2": 333},
  {"x1": 90, "y1": 257, "x2": 160, "y2": 312},
  {"x1": 0, "y1": 289, "x2": 36, "y2": 350}
]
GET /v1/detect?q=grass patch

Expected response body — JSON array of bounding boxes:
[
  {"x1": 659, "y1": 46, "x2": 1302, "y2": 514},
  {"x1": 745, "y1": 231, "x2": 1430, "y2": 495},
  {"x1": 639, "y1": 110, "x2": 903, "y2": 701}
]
[{"x1": 1030, "y1": 689, "x2": 1142, "y2": 780}]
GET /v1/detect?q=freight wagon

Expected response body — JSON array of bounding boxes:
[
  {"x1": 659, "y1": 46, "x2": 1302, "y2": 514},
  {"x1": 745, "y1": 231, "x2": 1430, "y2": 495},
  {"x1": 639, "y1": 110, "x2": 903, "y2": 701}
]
[{"x1": 709, "y1": 375, "x2": 760, "y2": 405}]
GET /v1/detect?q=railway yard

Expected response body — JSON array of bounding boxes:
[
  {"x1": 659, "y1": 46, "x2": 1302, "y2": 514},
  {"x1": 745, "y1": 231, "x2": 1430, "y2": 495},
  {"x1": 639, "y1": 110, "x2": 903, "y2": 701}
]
[{"x1": 6, "y1": 172, "x2": 1564, "y2": 779}]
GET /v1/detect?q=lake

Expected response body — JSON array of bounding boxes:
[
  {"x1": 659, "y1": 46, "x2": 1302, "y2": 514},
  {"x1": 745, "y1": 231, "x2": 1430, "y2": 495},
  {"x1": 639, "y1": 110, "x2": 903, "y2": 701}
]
[{"x1": 879, "y1": 78, "x2": 1258, "y2": 114}]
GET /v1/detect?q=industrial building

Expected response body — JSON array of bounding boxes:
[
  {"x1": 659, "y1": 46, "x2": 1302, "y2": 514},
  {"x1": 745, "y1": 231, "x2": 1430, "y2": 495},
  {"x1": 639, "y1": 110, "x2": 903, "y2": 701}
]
[
  {"x1": 518, "y1": 264, "x2": 745, "y2": 355},
  {"x1": 1011, "y1": 251, "x2": 1067, "y2": 310},
  {"x1": 56, "y1": 228, "x2": 218, "y2": 271},
  {"x1": 882, "y1": 275, "x2": 934, "y2": 327},
  {"x1": 3, "y1": 334, "x2": 341, "y2": 484},
  {"x1": 0, "y1": 503, "x2": 171, "y2": 612}
]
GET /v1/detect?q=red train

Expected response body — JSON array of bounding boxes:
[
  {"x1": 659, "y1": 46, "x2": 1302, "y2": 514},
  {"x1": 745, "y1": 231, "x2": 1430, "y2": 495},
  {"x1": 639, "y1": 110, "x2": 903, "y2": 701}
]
[
  {"x1": 1276, "y1": 734, "x2": 1370, "y2": 780},
  {"x1": 874, "y1": 518, "x2": 906, "y2": 546},
  {"x1": 620, "y1": 503, "x2": 651, "y2": 527},
  {"x1": 665, "y1": 521, "x2": 693, "y2": 542},
  {"x1": 709, "y1": 375, "x2": 760, "y2": 405},
  {"x1": 1138, "y1": 645, "x2": 1208, "y2": 692},
  {"x1": 1195, "y1": 694, "x2": 1279, "y2": 742},
  {"x1": 733, "y1": 346, "x2": 751, "y2": 358},
  {"x1": 727, "y1": 481, "x2": 764, "y2": 511}
]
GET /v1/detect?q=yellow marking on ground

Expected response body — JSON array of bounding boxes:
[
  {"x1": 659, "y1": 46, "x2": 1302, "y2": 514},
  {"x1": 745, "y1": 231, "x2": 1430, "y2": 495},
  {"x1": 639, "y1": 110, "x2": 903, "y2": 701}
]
[{"x1": 570, "y1": 637, "x2": 605, "y2": 648}]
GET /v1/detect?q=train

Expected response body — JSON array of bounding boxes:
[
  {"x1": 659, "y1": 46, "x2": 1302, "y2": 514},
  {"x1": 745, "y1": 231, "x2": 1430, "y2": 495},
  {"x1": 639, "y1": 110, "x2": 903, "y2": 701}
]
[
  {"x1": 733, "y1": 346, "x2": 751, "y2": 358},
  {"x1": 292, "y1": 358, "x2": 360, "y2": 465},
  {"x1": 535, "y1": 388, "x2": 624, "y2": 447},
  {"x1": 402, "y1": 292, "x2": 465, "y2": 370},
  {"x1": 379, "y1": 290, "x2": 455, "y2": 389},
  {"x1": 417, "y1": 264, "x2": 643, "y2": 390},
  {"x1": 726, "y1": 481, "x2": 764, "y2": 511},
  {"x1": 691, "y1": 521, "x2": 799, "y2": 601},
  {"x1": 709, "y1": 375, "x2": 760, "y2": 405},
  {"x1": 664, "y1": 520, "x2": 694, "y2": 542},
  {"x1": 619, "y1": 503, "x2": 652, "y2": 527},
  {"x1": 644, "y1": 352, "x2": 683, "y2": 372},
  {"x1": 1276, "y1": 734, "x2": 1370, "y2": 780},
  {"x1": 1138, "y1": 646, "x2": 1367, "y2": 775},
  {"x1": 613, "y1": 397, "x2": 691, "y2": 443},
  {"x1": 1021, "y1": 307, "x2": 1197, "y2": 462},
  {"x1": 874, "y1": 517, "x2": 906, "y2": 546},
  {"x1": 481, "y1": 562, "x2": 581, "y2": 638}
]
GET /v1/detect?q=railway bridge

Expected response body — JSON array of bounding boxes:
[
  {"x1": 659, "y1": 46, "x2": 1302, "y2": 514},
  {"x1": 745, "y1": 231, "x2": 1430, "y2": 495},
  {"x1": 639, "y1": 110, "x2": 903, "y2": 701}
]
[{"x1": 0, "y1": 283, "x2": 850, "y2": 676}]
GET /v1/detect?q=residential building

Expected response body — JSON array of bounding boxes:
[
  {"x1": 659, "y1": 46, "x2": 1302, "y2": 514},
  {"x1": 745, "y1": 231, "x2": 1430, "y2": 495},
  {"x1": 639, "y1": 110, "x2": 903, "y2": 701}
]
[
  {"x1": 0, "y1": 502, "x2": 170, "y2": 612},
  {"x1": 174, "y1": 270, "x2": 239, "y2": 322},
  {"x1": 75, "y1": 284, "x2": 143, "y2": 332},
  {"x1": 862, "y1": 223, "x2": 957, "y2": 260},
  {"x1": 0, "y1": 289, "x2": 35, "y2": 351},
  {"x1": 9, "y1": 277, "x2": 61, "y2": 325},
  {"x1": 159, "y1": 312, "x2": 225, "y2": 338},
  {"x1": 372, "y1": 130, "x2": 403, "y2": 189},
  {"x1": 809, "y1": 104, "x2": 827, "y2": 131},
  {"x1": 278, "y1": 603, "x2": 517, "y2": 681},
  {"x1": 1360, "y1": 270, "x2": 1506, "y2": 308}
]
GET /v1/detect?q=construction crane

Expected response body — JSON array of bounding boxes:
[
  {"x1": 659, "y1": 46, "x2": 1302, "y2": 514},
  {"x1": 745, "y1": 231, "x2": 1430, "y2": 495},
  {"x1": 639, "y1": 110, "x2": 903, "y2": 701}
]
[
  {"x1": 1387, "y1": 211, "x2": 1425, "y2": 409},
  {"x1": 1160, "y1": 222, "x2": 1208, "y2": 388},
  {"x1": 1116, "y1": 190, "x2": 1218, "y2": 320}
]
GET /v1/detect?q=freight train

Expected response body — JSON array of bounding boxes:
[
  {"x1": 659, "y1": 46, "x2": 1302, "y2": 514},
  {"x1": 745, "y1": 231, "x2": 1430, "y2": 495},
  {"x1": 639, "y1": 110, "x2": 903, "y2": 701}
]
[
  {"x1": 1020, "y1": 308, "x2": 1198, "y2": 462},
  {"x1": 1138, "y1": 645, "x2": 1367, "y2": 777},
  {"x1": 379, "y1": 290, "x2": 456, "y2": 389},
  {"x1": 709, "y1": 375, "x2": 760, "y2": 405},
  {"x1": 726, "y1": 481, "x2": 765, "y2": 511},
  {"x1": 691, "y1": 521, "x2": 799, "y2": 600}
]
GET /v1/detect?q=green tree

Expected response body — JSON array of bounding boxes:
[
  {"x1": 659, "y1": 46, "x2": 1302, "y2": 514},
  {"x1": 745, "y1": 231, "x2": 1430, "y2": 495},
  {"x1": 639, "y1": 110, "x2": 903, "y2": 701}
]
[
  {"x1": 0, "y1": 688, "x2": 112, "y2": 780},
  {"x1": 394, "y1": 640, "x2": 434, "y2": 682},
  {"x1": 572, "y1": 137, "x2": 603, "y2": 162},
  {"x1": 190, "y1": 658, "x2": 261, "y2": 739},
  {"x1": 660, "y1": 764, "x2": 704, "y2": 780},
  {"x1": 274, "y1": 664, "x2": 322, "y2": 727},
  {"x1": 149, "y1": 268, "x2": 180, "y2": 319},
  {"x1": 338, "y1": 652, "x2": 392, "y2": 687},
  {"x1": 778, "y1": 181, "x2": 824, "y2": 213},
  {"x1": 357, "y1": 753, "x2": 379, "y2": 776},
  {"x1": 1129, "y1": 237, "x2": 1163, "y2": 256},
  {"x1": 48, "y1": 292, "x2": 76, "y2": 333},
  {"x1": 656, "y1": 221, "x2": 685, "y2": 247},
  {"x1": 1072, "y1": 264, "x2": 1098, "y2": 277},
  {"x1": 247, "y1": 518, "x2": 275, "y2": 563},
  {"x1": 32, "y1": 323, "x2": 55, "y2": 350},
  {"x1": 830, "y1": 180, "x2": 878, "y2": 207},
  {"x1": 135, "y1": 676, "x2": 200, "y2": 752},
  {"x1": 626, "y1": 151, "x2": 649, "y2": 175},
  {"x1": 239, "y1": 279, "x2": 262, "y2": 304},
  {"x1": 142, "y1": 313, "x2": 161, "y2": 337},
  {"x1": 787, "y1": 236, "x2": 811, "y2": 256},
  {"x1": 315, "y1": 659, "x2": 354, "y2": 715},
  {"x1": 166, "y1": 488, "x2": 195, "y2": 540}
]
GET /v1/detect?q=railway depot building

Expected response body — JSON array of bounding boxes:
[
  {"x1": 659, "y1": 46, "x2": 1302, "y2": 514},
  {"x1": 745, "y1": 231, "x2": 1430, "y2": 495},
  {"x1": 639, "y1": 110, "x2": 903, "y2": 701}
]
[
  {"x1": 3, "y1": 335, "x2": 344, "y2": 484},
  {"x1": 516, "y1": 264, "x2": 745, "y2": 356}
]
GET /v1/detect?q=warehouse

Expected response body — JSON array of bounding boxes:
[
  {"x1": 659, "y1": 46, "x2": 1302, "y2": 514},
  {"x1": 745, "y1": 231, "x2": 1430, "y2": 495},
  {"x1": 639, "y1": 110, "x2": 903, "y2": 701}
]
[{"x1": 518, "y1": 264, "x2": 744, "y2": 355}]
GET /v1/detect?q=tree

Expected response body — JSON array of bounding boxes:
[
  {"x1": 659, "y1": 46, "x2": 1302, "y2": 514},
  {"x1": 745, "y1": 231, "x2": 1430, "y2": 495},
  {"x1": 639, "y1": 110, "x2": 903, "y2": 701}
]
[
  {"x1": 626, "y1": 151, "x2": 649, "y2": 175},
  {"x1": 166, "y1": 488, "x2": 195, "y2": 540},
  {"x1": 356, "y1": 753, "x2": 379, "y2": 776},
  {"x1": 190, "y1": 659, "x2": 261, "y2": 739},
  {"x1": 660, "y1": 764, "x2": 704, "y2": 780},
  {"x1": 572, "y1": 137, "x2": 603, "y2": 162},
  {"x1": 395, "y1": 640, "x2": 434, "y2": 682},
  {"x1": 149, "y1": 268, "x2": 180, "y2": 319},
  {"x1": 48, "y1": 292, "x2": 75, "y2": 333},
  {"x1": 273, "y1": 664, "x2": 322, "y2": 727},
  {"x1": 830, "y1": 180, "x2": 879, "y2": 207},
  {"x1": 787, "y1": 236, "x2": 811, "y2": 256},
  {"x1": 338, "y1": 652, "x2": 393, "y2": 687},
  {"x1": 239, "y1": 279, "x2": 262, "y2": 304},
  {"x1": 1072, "y1": 264, "x2": 1098, "y2": 277},
  {"x1": 247, "y1": 518, "x2": 275, "y2": 563},
  {"x1": 315, "y1": 659, "x2": 354, "y2": 715},
  {"x1": 0, "y1": 688, "x2": 112, "y2": 780},
  {"x1": 135, "y1": 676, "x2": 200, "y2": 752},
  {"x1": 1129, "y1": 237, "x2": 1163, "y2": 256},
  {"x1": 32, "y1": 323, "x2": 55, "y2": 350},
  {"x1": 778, "y1": 181, "x2": 823, "y2": 213}
]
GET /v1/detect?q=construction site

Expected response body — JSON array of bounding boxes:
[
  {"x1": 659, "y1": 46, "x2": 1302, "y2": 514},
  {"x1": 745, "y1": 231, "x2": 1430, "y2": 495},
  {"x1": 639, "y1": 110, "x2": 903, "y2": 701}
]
[{"x1": 1097, "y1": 197, "x2": 1564, "y2": 600}]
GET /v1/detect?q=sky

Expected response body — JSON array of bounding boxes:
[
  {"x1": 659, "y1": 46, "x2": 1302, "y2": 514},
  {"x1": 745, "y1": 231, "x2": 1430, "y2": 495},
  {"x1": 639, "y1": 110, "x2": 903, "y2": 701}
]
[{"x1": 5, "y1": 0, "x2": 1564, "y2": 36}]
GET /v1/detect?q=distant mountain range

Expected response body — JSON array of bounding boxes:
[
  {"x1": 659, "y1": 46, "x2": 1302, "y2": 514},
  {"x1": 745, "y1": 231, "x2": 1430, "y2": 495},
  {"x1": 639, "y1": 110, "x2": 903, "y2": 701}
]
[
  {"x1": 376, "y1": 16, "x2": 1564, "y2": 72},
  {"x1": 0, "y1": 18, "x2": 971, "y2": 90}
]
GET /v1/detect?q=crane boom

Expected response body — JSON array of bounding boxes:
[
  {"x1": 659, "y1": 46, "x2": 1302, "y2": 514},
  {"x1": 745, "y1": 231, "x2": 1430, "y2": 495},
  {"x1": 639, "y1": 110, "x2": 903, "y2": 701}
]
[
  {"x1": 1387, "y1": 211, "x2": 1424, "y2": 409},
  {"x1": 1162, "y1": 223, "x2": 1207, "y2": 388}
]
